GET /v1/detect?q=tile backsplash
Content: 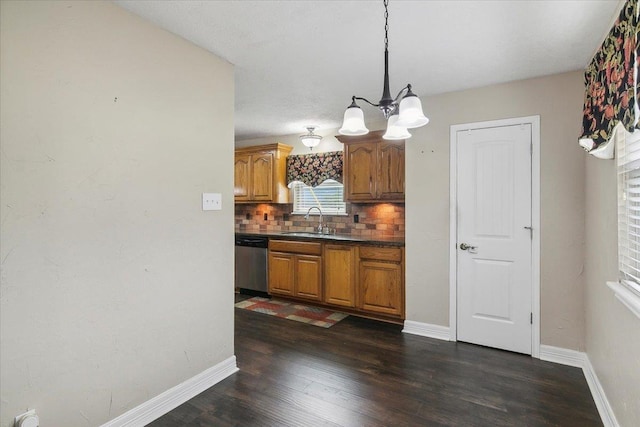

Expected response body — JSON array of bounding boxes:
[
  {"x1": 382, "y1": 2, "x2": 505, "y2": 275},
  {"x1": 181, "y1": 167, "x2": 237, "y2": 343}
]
[{"x1": 235, "y1": 203, "x2": 404, "y2": 238}]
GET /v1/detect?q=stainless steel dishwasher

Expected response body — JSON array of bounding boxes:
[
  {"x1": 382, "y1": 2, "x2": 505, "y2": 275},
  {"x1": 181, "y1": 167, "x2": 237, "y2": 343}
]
[{"x1": 235, "y1": 235, "x2": 268, "y2": 294}]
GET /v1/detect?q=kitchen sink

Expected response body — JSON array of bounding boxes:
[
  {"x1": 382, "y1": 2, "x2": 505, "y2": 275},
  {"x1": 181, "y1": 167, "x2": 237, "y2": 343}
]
[{"x1": 279, "y1": 231, "x2": 363, "y2": 241}]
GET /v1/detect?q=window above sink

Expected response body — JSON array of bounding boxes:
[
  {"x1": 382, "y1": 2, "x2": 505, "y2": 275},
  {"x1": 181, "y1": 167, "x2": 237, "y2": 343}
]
[{"x1": 290, "y1": 179, "x2": 347, "y2": 215}]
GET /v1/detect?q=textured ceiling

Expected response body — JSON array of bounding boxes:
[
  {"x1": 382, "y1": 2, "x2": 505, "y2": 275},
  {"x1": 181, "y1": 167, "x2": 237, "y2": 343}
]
[{"x1": 114, "y1": 0, "x2": 622, "y2": 140}]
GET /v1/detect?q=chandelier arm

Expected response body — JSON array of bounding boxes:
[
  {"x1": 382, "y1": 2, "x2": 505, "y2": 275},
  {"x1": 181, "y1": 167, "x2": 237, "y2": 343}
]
[
  {"x1": 353, "y1": 96, "x2": 381, "y2": 108},
  {"x1": 392, "y1": 85, "x2": 411, "y2": 103}
]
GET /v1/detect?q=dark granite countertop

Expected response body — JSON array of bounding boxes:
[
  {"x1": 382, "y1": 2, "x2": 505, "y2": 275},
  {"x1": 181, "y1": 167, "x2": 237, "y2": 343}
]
[{"x1": 236, "y1": 231, "x2": 405, "y2": 247}]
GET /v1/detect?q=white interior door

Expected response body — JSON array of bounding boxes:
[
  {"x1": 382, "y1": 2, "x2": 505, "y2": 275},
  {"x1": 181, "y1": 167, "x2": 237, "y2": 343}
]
[{"x1": 456, "y1": 124, "x2": 532, "y2": 354}]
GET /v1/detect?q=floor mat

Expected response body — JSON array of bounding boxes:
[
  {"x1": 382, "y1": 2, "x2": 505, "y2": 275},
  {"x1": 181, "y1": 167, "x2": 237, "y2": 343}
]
[{"x1": 235, "y1": 296, "x2": 348, "y2": 328}]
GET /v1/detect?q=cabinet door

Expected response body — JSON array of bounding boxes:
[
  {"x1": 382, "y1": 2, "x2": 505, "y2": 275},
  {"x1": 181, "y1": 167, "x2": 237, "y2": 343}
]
[
  {"x1": 268, "y1": 251, "x2": 294, "y2": 296},
  {"x1": 295, "y1": 255, "x2": 322, "y2": 301},
  {"x1": 324, "y1": 244, "x2": 356, "y2": 307},
  {"x1": 251, "y1": 152, "x2": 274, "y2": 201},
  {"x1": 359, "y1": 260, "x2": 402, "y2": 316},
  {"x1": 377, "y1": 141, "x2": 405, "y2": 200},
  {"x1": 344, "y1": 142, "x2": 377, "y2": 201},
  {"x1": 234, "y1": 154, "x2": 251, "y2": 201}
]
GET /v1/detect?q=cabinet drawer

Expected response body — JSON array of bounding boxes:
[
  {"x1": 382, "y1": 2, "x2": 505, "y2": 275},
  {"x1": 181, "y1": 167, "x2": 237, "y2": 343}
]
[
  {"x1": 359, "y1": 246, "x2": 402, "y2": 262},
  {"x1": 269, "y1": 240, "x2": 322, "y2": 256}
]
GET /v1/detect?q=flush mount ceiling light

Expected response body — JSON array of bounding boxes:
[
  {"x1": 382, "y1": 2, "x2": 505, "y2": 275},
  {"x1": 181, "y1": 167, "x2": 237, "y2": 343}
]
[
  {"x1": 299, "y1": 126, "x2": 323, "y2": 150},
  {"x1": 338, "y1": 0, "x2": 429, "y2": 140}
]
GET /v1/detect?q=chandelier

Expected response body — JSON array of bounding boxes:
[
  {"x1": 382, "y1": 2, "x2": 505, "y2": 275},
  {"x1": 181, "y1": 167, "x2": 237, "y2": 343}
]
[
  {"x1": 338, "y1": 0, "x2": 429, "y2": 140},
  {"x1": 299, "y1": 126, "x2": 323, "y2": 150}
]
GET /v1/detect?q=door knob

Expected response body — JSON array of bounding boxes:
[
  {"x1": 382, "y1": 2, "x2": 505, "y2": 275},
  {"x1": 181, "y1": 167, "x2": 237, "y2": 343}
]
[{"x1": 460, "y1": 243, "x2": 477, "y2": 251}]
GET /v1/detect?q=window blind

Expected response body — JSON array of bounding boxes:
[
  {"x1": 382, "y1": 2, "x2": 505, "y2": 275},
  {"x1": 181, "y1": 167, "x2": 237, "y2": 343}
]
[
  {"x1": 291, "y1": 179, "x2": 346, "y2": 215},
  {"x1": 617, "y1": 128, "x2": 640, "y2": 295}
]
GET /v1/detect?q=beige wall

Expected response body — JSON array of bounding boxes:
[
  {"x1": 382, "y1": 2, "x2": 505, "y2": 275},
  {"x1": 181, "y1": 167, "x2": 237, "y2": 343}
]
[
  {"x1": 584, "y1": 157, "x2": 640, "y2": 425},
  {"x1": 0, "y1": 1, "x2": 234, "y2": 426},
  {"x1": 405, "y1": 71, "x2": 587, "y2": 350}
]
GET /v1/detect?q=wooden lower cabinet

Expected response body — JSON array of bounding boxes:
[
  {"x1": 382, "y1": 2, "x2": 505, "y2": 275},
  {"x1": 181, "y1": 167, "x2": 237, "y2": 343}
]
[
  {"x1": 294, "y1": 255, "x2": 322, "y2": 300},
  {"x1": 323, "y1": 244, "x2": 356, "y2": 308},
  {"x1": 359, "y1": 259, "x2": 403, "y2": 316},
  {"x1": 268, "y1": 252, "x2": 295, "y2": 296},
  {"x1": 358, "y1": 246, "x2": 404, "y2": 317},
  {"x1": 268, "y1": 240, "x2": 404, "y2": 321},
  {"x1": 268, "y1": 240, "x2": 322, "y2": 302}
]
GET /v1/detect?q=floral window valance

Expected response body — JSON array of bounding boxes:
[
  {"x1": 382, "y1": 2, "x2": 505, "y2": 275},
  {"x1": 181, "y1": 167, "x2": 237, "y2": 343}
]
[
  {"x1": 579, "y1": 0, "x2": 639, "y2": 159},
  {"x1": 286, "y1": 151, "x2": 343, "y2": 187}
]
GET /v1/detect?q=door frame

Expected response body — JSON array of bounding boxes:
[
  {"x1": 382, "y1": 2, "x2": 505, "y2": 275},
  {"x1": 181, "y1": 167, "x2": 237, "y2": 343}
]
[{"x1": 449, "y1": 116, "x2": 541, "y2": 358}]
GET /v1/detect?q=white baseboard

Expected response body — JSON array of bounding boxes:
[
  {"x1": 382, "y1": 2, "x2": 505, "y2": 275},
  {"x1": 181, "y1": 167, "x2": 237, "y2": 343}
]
[
  {"x1": 102, "y1": 355, "x2": 239, "y2": 427},
  {"x1": 582, "y1": 354, "x2": 619, "y2": 427},
  {"x1": 402, "y1": 320, "x2": 450, "y2": 341},
  {"x1": 539, "y1": 345, "x2": 618, "y2": 427},
  {"x1": 539, "y1": 344, "x2": 585, "y2": 368}
]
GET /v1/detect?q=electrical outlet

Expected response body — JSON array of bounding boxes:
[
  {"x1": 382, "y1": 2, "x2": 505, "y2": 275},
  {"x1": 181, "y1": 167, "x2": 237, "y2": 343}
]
[{"x1": 202, "y1": 193, "x2": 222, "y2": 211}]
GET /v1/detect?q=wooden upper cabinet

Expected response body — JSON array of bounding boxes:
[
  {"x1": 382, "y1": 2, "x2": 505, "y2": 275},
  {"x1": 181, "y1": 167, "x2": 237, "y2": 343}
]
[
  {"x1": 337, "y1": 130, "x2": 405, "y2": 202},
  {"x1": 251, "y1": 152, "x2": 274, "y2": 201},
  {"x1": 234, "y1": 154, "x2": 251, "y2": 200},
  {"x1": 378, "y1": 141, "x2": 405, "y2": 199},
  {"x1": 234, "y1": 143, "x2": 292, "y2": 203},
  {"x1": 344, "y1": 142, "x2": 377, "y2": 201}
]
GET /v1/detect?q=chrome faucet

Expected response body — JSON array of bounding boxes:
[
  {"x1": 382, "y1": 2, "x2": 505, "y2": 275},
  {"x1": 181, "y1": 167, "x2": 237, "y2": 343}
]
[{"x1": 305, "y1": 207, "x2": 323, "y2": 233}]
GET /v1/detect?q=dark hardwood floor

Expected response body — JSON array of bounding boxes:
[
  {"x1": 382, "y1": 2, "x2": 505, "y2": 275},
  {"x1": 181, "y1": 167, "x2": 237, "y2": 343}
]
[{"x1": 150, "y1": 295, "x2": 601, "y2": 426}]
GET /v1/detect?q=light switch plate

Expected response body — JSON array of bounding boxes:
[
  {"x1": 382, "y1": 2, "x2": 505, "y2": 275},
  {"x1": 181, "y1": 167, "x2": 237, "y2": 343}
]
[{"x1": 202, "y1": 193, "x2": 222, "y2": 211}]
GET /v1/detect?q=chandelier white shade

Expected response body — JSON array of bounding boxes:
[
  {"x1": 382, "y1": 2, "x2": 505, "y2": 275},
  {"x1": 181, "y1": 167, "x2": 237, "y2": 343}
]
[
  {"x1": 299, "y1": 126, "x2": 323, "y2": 149},
  {"x1": 338, "y1": 0, "x2": 429, "y2": 139},
  {"x1": 382, "y1": 113, "x2": 411, "y2": 140},
  {"x1": 396, "y1": 92, "x2": 430, "y2": 128},
  {"x1": 338, "y1": 103, "x2": 369, "y2": 136}
]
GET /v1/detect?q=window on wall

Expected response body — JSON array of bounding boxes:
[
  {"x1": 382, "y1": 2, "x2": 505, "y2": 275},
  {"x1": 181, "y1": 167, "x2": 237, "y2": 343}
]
[
  {"x1": 290, "y1": 179, "x2": 347, "y2": 215},
  {"x1": 616, "y1": 128, "x2": 640, "y2": 302}
]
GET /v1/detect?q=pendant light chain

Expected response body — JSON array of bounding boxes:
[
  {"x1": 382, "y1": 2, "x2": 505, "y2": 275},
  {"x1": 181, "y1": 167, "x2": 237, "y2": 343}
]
[{"x1": 384, "y1": 0, "x2": 389, "y2": 50}]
